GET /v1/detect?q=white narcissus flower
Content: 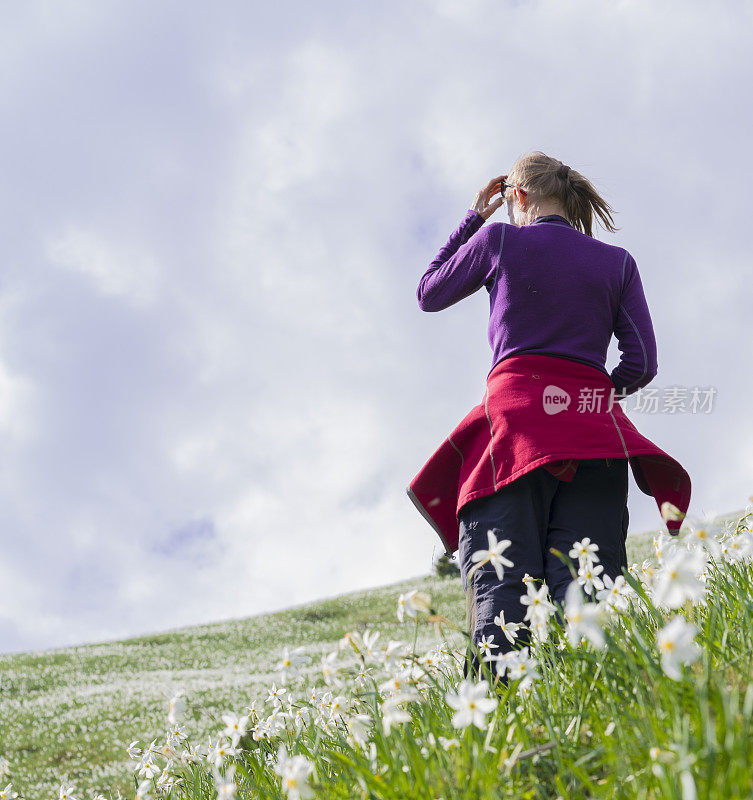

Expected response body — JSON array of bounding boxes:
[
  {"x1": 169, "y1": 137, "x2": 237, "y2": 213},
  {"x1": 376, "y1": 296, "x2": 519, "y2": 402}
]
[
  {"x1": 292, "y1": 705, "x2": 311, "y2": 732},
  {"x1": 320, "y1": 651, "x2": 341, "y2": 686},
  {"x1": 438, "y1": 735, "x2": 461, "y2": 750},
  {"x1": 339, "y1": 630, "x2": 364, "y2": 652},
  {"x1": 382, "y1": 640, "x2": 408, "y2": 669},
  {"x1": 274, "y1": 745, "x2": 316, "y2": 800},
  {"x1": 577, "y1": 560, "x2": 605, "y2": 595},
  {"x1": 328, "y1": 694, "x2": 350, "y2": 720},
  {"x1": 569, "y1": 537, "x2": 600, "y2": 566},
  {"x1": 652, "y1": 531, "x2": 678, "y2": 562},
  {"x1": 564, "y1": 581, "x2": 607, "y2": 650},
  {"x1": 1, "y1": 784, "x2": 19, "y2": 800},
  {"x1": 520, "y1": 582, "x2": 555, "y2": 626},
  {"x1": 210, "y1": 739, "x2": 240, "y2": 769},
  {"x1": 504, "y1": 647, "x2": 540, "y2": 683},
  {"x1": 347, "y1": 713, "x2": 373, "y2": 749},
  {"x1": 494, "y1": 610, "x2": 523, "y2": 644},
  {"x1": 167, "y1": 689, "x2": 187, "y2": 725},
  {"x1": 354, "y1": 662, "x2": 375, "y2": 687},
  {"x1": 445, "y1": 679, "x2": 498, "y2": 730},
  {"x1": 397, "y1": 590, "x2": 432, "y2": 622},
  {"x1": 379, "y1": 665, "x2": 415, "y2": 697},
  {"x1": 595, "y1": 574, "x2": 634, "y2": 612},
  {"x1": 213, "y1": 763, "x2": 238, "y2": 799},
  {"x1": 138, "y1": 758, "x2": 161, "y2": 780},
  {"x1": 681, "y1": 516, "x2": 723, "y2": 559},
  {"x1": 721, "y1": 531, "x2": 753, "y2": 562},
  {"x1": 362, "y1": 629, "x2": 381, "y2": 658},
  {"x1": 277, "y1": 646, "x2": 308, "y2": 683},
  {"x1": 656, "y1": 616, "x2": 701, "y2": 680},
  {"x1": 477, "y1": 633, "x2": 499, "y2": 659},
  {"x1": 267, "y1": 683, "x2": 287, "y2": 708},
  {"x1": 469, "y1": 529, "x2": 514, "y2": 581},
  {"x1": 380, "y1": 692, "x2": 418, "y2": 734},
  {"x1": 652, "y1": 547, "x2": 707, "y2": 609},
  {"x1": 220, "y1": 711, "x2": 250, "y2": 747},
  {"x1": 126, "y1": 740, "x2": 142, "y2": 760},
  {"x1": 529, "y1": 616, "x2": 550, "y2": 644}
]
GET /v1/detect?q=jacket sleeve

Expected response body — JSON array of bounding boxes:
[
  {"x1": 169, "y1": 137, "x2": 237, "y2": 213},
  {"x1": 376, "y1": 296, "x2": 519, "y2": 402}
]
[
  {"x1": 416, "y1": 209, "x2": 502, "y2": 312},
  {"x1": 609, "y1": 251, "x2": 659, "y2": 397}
]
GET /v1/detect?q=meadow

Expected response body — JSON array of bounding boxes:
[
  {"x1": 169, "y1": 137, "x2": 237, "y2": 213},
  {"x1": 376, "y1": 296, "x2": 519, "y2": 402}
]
[{"x1": 1, "y1": 504, "x2": 751, "y2": 800}]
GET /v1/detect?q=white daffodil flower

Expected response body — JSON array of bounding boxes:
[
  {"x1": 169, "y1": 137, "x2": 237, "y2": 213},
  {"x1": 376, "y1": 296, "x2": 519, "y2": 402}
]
[
  {"x1": 477, "y1": 633, "x2": 499, "y2": 659},
  {"x1": 137, "y1": 759, "x2": 161, "y2": 780},
  {"x1": 397, "y1": 590, "x2": 432, "y2": 622},
  {"x1": 380, "y1": 692, "x2": 418, "y2": 734},
  {"x1": 320, "y1": 651, "x2": 341, "y2": 687},
  {"x1": 569, "y1": 537, "x2": 600, "y2": 567},
  {"x1": 520, "y1": 582, "x2": 556, "y2": 626},
  {"x1": 656, "y1": 616, "x2": 701, "y2": 680},
  {"x1": 277, "y1": 646, "x2": 308, "y2": 683},
  {"x1": 564, "y1": 581, "x2": 607, "y2": 650},
  {"x1": 652, "y1": 547, "x2": 707, "y2": 609},
  {"x1": 267, "y1": 683, "x2": 288, "y2": 709},
  {"x1": 577, "y1": 561, "x2": 605, "y2": 595},
  {"x1": 445, "y1": 679, "x2": 498, "y2": 730},
  {"x1": 469, "y1": 529, "x2": 514, "y2": 581},
  {"x1": 220, "y1": 711, "x2": 250, "y2": 747},
  {"x1": 167, "y1": 689, "x2": 187, "y2": 725},
  {"x1": 505, "y1": 647, "x2": 540, "y2": 683},
  {"x1": 493, "y1": 610, "x2": 523, "y2": 644},
  {"x1": 681, "y1": 515, "x2": 723, "y2": 559},
  {"x1": 347, "y1": 713, "x2": 372, "y2": 749},
  {"x1": 653, "y1": 531, "x2": 681, "y2": 562},
  {"x1": 292, "y1": 705, "x2": 311, "y2": 733},
  {"x1": 361, "y1": 629, "x2": 381, "y2": 658},
  {"x1": 126, "y1": 740, "x2": 142, "y2": 760},
  {"x1": 382, "y1": 640, "x2": 408, "y2": 668},
  {"x1": 595, "y1": 574, "x2": 634, "y2": 613},
  {"x1": 213, "y1": 763, "x2": 238, "y2": 799},
  {"x1": 721, "y1": 531, "x2": 753, "y2": 562},
  {"x1": 274, "y1": 745, "x2": 316, "y2": 800}
]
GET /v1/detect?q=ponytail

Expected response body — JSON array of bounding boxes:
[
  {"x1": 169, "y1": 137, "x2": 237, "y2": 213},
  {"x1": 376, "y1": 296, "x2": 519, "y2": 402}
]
[{"x1": 504, "y1": 151, "x2": 618, "y2": 238}]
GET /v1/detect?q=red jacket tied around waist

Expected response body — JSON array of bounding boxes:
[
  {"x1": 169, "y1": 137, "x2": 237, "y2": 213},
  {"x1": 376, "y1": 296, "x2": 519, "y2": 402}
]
[{"x1": 407, "y1": 353, "x2": 691, "y2": 555}]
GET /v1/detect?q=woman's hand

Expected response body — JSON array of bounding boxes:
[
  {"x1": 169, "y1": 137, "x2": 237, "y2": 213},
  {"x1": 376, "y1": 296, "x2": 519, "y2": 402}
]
[{"x1": 471, "y1": 175, "x2": 507, "y2": 220}]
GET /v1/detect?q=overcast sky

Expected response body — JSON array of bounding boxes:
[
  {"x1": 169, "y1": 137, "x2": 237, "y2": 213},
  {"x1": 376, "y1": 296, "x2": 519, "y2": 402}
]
[{"x1": 1, "y1": 0, "x2": 751, "y2": 655}]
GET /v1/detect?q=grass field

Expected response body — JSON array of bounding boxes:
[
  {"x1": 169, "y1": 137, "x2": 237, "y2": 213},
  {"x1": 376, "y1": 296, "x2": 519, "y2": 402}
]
[{"x1": 0, "y1": 505, "x2": 750, "y2": 799}]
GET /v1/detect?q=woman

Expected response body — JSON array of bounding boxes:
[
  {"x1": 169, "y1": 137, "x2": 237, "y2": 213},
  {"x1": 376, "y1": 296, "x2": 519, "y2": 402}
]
[{"x1": 406, "y1": 151, "x2": 691, "y2": 676}]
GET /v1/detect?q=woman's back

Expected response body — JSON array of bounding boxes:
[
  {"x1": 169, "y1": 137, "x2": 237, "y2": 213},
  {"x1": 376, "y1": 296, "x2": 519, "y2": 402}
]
[{"x1": 417, "y1": 208, "x2": 658, "y2": 398}]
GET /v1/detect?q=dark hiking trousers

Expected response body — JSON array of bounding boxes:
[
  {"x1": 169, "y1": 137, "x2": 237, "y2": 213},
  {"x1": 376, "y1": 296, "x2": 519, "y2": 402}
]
[{"x1": 457, "y1": 457, "x2": 629, "y2": 680}]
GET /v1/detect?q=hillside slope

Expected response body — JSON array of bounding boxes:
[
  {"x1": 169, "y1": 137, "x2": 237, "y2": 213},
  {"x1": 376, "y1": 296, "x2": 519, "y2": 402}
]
[{"x1": 0, "y1": 508, "x2": 748, "y2": 798}]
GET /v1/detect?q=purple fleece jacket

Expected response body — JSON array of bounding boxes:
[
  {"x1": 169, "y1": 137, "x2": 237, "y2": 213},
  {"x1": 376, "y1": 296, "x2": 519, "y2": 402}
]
[{"x1": 417, "y1": 210, "x2": 658, "y2": 397}]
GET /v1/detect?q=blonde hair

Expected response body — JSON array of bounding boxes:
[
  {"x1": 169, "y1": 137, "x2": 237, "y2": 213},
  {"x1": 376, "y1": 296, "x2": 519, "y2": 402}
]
[{"x1": 504, "y1": 151, "x2": 618, "y2": 238}]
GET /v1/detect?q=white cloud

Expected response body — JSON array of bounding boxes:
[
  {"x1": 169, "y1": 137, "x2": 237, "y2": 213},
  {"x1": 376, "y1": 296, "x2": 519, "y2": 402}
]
[
  {"x1": 45, "y1": 226, "x2": 162, "y2": 308},
  {"x1": 0, "y1": 358, "x2": 37, "y2": 442},
  {"x1": 0, "y1": 0, "x2": 751, "y2": 654}
]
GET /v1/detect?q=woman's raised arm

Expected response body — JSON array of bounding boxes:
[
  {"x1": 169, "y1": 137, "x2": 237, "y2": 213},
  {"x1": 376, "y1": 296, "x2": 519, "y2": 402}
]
[{"x1": 417, "y1": 210, "x2": 503, "y2": 312}]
